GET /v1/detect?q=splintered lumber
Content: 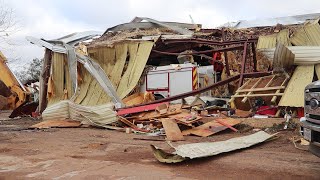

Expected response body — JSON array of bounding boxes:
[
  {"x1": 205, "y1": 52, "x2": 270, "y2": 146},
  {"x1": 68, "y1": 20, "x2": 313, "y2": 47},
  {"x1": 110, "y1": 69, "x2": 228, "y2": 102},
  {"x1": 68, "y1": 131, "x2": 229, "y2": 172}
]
[
  {"x1": 233, "y1": 93, "x2": 283, "y2": 98},
  {"x1": 156, "y1": 103, "x2": 169, "y2": 115},
  {"x1": 279, "y1": 65, "x2": 314, "y2": 107},
  {"x1": 161, "y1": 118, "x2": 184, "y2": 141},
  {"x1": 170, "y1": 112, "x2": 202, "y2": 126},
  {"x1": 118, "y1": 116, "x2": 138, "y2": 128},
  {"x1": 118, "y1": 116, "x2": 149, "y2": 132},
  {"x1": 122, "y1": 92, "x2": 155, "y2": 106},
  {"x1": 135, "y1": 104, "x2": 182, "y2": 121},
  {"x1": 123, "y1": 93, "x2": 144, "y2": 106},
  {"x1": 39, "y1": 49, "x2": 52, "y2": 113},
  {"x1": 182, "y1": 118, "x2": 241, "y2": 137},
  {"x1": 236, "y1": 86, "x2": 285, "y2": 93},
  {"x1": 30, "y1": 120, "x2": 81, "y2": 129}
]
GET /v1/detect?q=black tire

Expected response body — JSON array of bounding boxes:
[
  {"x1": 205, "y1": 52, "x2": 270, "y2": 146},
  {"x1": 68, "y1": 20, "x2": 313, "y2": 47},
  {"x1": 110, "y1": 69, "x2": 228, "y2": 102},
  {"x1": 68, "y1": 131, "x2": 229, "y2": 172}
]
[
  {"x1": 309, "y1": 142, "x2": 320, "y2": 158},
  {"x1": 154, "y1": 94, "x2": 165, "y2": 100}
]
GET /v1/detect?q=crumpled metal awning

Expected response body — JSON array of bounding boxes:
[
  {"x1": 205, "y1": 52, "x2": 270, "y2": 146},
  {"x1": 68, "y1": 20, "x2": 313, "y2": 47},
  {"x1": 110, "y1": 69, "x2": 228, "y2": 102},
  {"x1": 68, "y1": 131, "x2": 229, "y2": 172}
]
[
  {"x1": 104, "y1": 17, "x2": 197, "y2": 35},
  {"x1": 26, "y1": 31, "x2": 124, "y2": 108}
]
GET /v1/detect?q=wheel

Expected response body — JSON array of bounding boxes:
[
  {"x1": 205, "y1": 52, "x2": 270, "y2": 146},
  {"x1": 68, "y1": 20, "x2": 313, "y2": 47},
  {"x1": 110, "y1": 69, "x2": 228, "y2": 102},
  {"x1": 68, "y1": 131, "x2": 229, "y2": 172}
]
[{"x1": 154, "y1": 94, "x2": 165, "y2": 100}]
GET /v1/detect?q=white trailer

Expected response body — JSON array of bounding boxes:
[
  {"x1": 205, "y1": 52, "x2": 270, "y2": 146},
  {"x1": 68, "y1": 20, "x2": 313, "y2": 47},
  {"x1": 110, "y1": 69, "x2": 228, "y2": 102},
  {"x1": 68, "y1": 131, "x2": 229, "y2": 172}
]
[{"x1": 140, "y1": 63, "x2": 215, "y2": 99}]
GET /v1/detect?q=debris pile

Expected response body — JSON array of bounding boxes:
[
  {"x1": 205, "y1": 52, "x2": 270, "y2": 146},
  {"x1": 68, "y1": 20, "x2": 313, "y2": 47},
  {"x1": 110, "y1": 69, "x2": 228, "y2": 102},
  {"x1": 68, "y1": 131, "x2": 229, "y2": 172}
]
[
  {"x1": 24, "y1": 14, "x2": 320, "y2": 162},
  {"x1": 117, "y1": 101, "x2": 241, "y2": 140}
]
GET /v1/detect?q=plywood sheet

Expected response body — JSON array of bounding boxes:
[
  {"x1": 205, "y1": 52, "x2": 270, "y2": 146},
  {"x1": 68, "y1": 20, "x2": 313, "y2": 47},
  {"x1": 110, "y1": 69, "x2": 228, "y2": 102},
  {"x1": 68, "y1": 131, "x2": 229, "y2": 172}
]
[
  {"x1": 172, "y1": 113, "x2": 202, "y2": 126},
  {"x1": 31, "y1": 120, "x2": 81, "y2": 129},
  {"x1": 134, "y1": 104, "x2": 182, "y2": 120},
  {"x1": 161, "y1": 118, "x2": 184, "y2": 141},
  {"x1": 182, "y1": 118, "x2": 241, "y2": 137},
  {"x1": 279, "y1": 65, "x2": 314, "y2": 107}
]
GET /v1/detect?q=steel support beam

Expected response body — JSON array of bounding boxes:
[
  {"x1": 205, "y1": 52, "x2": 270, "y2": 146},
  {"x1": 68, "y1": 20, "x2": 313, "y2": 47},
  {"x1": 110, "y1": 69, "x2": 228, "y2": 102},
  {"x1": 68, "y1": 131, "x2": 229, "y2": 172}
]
[
  {"x1": 222, "y1": 29, "x2": 230, "y2": 76},
  {"x1": 238, "y1": 42, "x2": 248, "y2": 88},
  {"x1": 163, "y1": 38, "x2": 258, "y2": 46},
  {"x1": 117, "y1": 71, "x2": 271, "y2": 111},
  {"x1": 152, "y1": 45, "x2": 244, "y2": 56},
  {"x1": 252, "y1": 42, "x2": 257, "y2": 72}
]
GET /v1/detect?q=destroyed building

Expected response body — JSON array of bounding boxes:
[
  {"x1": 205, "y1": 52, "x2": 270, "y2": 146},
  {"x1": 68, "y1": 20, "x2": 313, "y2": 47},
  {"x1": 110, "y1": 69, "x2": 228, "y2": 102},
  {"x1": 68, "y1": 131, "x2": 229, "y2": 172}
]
[{"x1": 24, "y1": 14, "x2": 320, "y2": 156}]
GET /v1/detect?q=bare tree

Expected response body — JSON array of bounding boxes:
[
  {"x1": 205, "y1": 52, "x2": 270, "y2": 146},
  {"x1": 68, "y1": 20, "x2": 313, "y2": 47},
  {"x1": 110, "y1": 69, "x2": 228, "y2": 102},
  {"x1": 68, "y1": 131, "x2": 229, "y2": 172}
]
[
  {"x1": 15, "y1": 58, "x2": 43, "y2": 83},
  {"x1": 0, "y1": 2, "x2": 20, "y2": 65},
  {"x1": 0, "y1": 2, "x2": 19, "y2": 44}
]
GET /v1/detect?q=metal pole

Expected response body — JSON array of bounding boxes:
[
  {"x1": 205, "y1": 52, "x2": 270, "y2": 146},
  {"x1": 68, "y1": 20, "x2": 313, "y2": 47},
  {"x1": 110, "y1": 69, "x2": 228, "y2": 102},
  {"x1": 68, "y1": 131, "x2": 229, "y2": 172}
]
[
  {"x1": 252, "y1": 42, "x2": 257, "y2": 72},
  {"x1": 238, "y1": 42, "x2": 248, "y2": 88}
]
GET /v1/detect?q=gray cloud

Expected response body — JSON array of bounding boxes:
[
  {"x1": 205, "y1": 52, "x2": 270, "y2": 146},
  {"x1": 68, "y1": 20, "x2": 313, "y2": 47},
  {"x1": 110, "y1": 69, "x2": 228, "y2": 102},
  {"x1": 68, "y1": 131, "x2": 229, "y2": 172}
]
[{"x1": 2, "y1": 0, "x2": 320, "y2": 71}]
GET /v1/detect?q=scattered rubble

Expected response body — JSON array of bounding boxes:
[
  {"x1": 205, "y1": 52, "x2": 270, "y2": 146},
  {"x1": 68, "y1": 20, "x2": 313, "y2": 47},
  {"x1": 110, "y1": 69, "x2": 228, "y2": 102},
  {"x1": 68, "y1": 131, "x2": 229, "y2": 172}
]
[{"x1": 1, "y1": 13, "x2": 319, "y2": 166}]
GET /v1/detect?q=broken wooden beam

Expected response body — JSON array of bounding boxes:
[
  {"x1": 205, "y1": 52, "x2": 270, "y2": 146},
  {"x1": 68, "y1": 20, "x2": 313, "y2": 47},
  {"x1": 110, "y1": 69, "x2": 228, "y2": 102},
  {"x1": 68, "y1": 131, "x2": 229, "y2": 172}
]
[
  {"x1": 233, "y1": 93, "x2": 284, "y2": 98},
  {"x1": 236, "y1": 86, "x2": 286, "y2": 93},
  {"x1": 161, "y1": 118, "x2": 184, "y2": 141}
]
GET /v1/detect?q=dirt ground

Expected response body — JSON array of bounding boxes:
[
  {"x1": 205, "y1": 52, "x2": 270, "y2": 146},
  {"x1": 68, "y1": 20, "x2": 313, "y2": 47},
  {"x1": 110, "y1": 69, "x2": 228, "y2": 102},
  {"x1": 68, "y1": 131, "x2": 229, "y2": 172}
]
[{"x1": 0, "y1": 112, "x2": 319, "y2": 179}]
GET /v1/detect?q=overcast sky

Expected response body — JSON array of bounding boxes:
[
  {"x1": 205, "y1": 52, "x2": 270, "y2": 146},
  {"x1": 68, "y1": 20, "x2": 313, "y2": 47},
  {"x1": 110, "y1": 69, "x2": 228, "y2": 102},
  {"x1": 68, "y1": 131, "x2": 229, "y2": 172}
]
[{"x1": 2, "y1": 0, "x2": 320, "y2": 71}]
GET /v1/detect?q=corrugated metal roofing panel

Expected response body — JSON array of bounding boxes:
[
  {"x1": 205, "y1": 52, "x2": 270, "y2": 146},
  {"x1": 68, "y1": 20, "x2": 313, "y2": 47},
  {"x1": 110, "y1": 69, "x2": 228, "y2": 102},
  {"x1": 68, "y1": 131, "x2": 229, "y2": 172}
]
[
  {"x1": 305, "y1": 23, "x2": 320, "y2": 46},
  {"x1": 273, "y1": 43, "x2": 294, "y2": 72},
  {"x1": 42, "y1": 100, "x2": 117, "y2": 126},
  {"x1": 257, "y1": 34, "x2": 277, "y2": 49},
  {"x1": 290, "y1": 23, "x2": 320, "y2": 46},
  {"x1": 174, "y1": 131, "x2": 273, "y2": 159},
  {"x1": 290, "y1": 28, "x2": 310, "y2": 46},
  {"x1": 257, "y1": 29, "x2": 291, "y2": 50},
  {"x1": 259, "y1": 46, "x2": 320, "y2": 65},
  {"x1": 219, "y1": 13, "x2": 320, "y2": 29},
  {"x1": 276, "y1": 29, "x2": 291, "y2": 46},
  {"x1": 279, "y1": 65, "x2": 314, "y2": 107}
]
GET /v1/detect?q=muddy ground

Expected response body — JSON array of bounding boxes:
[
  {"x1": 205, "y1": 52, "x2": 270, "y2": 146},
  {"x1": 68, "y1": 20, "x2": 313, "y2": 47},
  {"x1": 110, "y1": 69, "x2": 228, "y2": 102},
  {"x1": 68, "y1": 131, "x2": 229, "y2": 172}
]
[{"x1": 0, "y1": 112, "x2": 319, "y2": 179}]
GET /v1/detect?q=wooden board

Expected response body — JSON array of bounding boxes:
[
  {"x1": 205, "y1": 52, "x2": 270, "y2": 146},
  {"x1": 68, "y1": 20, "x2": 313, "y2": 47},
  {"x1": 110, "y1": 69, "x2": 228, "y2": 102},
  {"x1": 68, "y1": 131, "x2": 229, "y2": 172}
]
[
  {"x1": 30, "y1": 120, "x2": 81, "y2": 129},
  {"x1": 123, "y1": 93, "x2": 143, "y2": 106},
  {"x1": 161, "y1": 118, "x2": 184, "y2": 141},
  {"x1": 181, "y1": 118, "x2": 241, "y2": 137},
  {"x1": 279, "y1": 65, "x2": 314, "y2": 107},
  {"x1": 118, "y1": 116, "x2": 149, "y2": 132},
  {"x1": 169, "y1": 112, "x2": 202, "y2": 126},
  {"x1": 134, "y1": 104, "x2": 182, "y2": 120}
]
